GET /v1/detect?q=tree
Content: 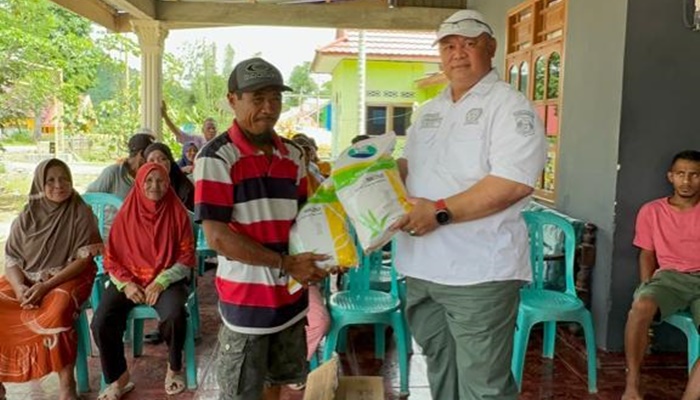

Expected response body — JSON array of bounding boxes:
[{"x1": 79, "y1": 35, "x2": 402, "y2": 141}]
[
  {"x1": 164, "y1": 39, "x2": 230, "y2": 133},
  {"x1": 0, "y1": 0, "x2": 104, "y2": 138},
  {"x1": 285, "y1": 61, "x2": 319, "y2": 109}
]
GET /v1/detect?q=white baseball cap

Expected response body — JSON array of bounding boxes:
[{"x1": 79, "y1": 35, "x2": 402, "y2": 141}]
[{"x1": 434, "y1": 10, "x2": 494, "y2": 46}]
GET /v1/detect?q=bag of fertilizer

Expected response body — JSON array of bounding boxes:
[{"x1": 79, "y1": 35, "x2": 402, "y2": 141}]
[
  {"x1": 332, "y1": 132, "x2": 411, "y2": 253},
  {"x1": 288, "y1": 180, "x2": 359, "y2": 294}
]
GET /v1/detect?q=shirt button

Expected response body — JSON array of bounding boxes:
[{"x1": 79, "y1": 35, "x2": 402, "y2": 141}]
[{"x1": 225, "y1": 344, "x2": 231, "y2": 351}]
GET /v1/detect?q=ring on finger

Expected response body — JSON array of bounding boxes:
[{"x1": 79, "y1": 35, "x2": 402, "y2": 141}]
[{"x1": 408, "y1": 229, "x2": 417, "y2": 236}]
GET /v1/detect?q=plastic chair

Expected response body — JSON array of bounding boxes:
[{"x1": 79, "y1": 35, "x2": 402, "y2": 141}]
[
  {"x1": 75, "y1": 192, "x2": 124, "y2": 392},
  {"x1": 92, "y1": 273, "x2": 199, "y2": 390},
  {"x1": 127, "y1": 215, "x2": 201, "y2": 389},
  {"x1": 195, "y1": 223, "x2": 216, "y2": 276},
  {"x1": 366, "y1": 244, "x2": 411, "y2": 357},
  {"x1": 81, "y1": 192, "x2": 124, "y2": 302},
  {"x1": 511, "y1": 211, "x2": 597, "y2": 393},
  {"x1": 664, "y1": 311, "x2": 699, "y2": 374},
  {"x1": 322, "y1": 240, "x2": 410, "y2": 396},
  {"x1": 75, "y1": 302, "x2": 91, "y2": 393}
]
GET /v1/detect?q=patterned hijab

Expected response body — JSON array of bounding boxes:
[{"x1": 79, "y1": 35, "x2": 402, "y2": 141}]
[
  {"x1": 177, "y1": 141, "x2": 198, "y2": 168},
  {"x1": 4, "y1": 159, "x2": 102, "y2": 281},
  {"x1": 104, "y1": 163, "x2": 195, "y2": 286}
]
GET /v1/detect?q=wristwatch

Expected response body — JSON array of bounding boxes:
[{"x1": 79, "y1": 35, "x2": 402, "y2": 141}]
[{"x1": 435, "y1": 199, "x2": 452, "y2": 225}]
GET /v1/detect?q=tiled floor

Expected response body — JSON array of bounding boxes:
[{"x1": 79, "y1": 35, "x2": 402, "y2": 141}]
[{"x1": 3, "y1": 269, "x2": 690, "y2": 399}]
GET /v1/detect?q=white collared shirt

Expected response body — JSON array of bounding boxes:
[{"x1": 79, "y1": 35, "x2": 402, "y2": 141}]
[{"x1": 395, "y1": 70, "x2": 546, "y2": 286}]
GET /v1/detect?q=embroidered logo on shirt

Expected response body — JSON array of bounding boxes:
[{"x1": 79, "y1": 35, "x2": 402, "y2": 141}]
[
  {"x1": 420, "y1": 112, "x2": 443, "y2": 129},
  {"x1": 464, "y1": 108, "x2": 483, "y2": 125},
  {"x1": 513, "y1": 110, "x2": 536, "y2": 137}
]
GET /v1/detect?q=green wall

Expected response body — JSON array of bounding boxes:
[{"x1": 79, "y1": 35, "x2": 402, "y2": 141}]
[{"x1": 330, "y1": 59, "x2": 439, "y2": 156}]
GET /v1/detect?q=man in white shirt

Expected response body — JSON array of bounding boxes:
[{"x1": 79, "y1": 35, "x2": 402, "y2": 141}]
[{"x1": 392, "y1": 9, "x2": 546, "y2": 400}]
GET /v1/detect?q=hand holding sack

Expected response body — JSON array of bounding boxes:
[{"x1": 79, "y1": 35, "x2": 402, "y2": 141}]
[{"x1": 288, "y1": 179, "x2": 358, "y2": 293}]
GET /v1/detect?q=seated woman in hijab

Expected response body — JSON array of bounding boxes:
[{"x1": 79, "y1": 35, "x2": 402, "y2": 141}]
[
  {"x1": 91, "y1": 163, "x2": 195, "y2": 400},
  {"x1": 176, "y1": 141, "x2": 198, "y2": 175},
  {"x1": 0, "y1": 159, "x2": 102, "y2": 400},
  {"x1": 143, "y1": 143, "x2": 195, "y2": 211}
]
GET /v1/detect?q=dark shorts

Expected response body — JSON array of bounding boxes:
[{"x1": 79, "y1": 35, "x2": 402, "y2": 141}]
[
  {"x1": 216, "y1": 318, "x2": 308, "y2": 400},
  {"x1": 634, "y1": 269, "x2": 700, "y2": 324}
]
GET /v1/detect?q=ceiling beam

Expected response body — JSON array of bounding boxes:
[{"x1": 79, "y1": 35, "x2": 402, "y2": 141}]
[
  {"x1": 51, "y1": 0, "x2": 128, "y2": 32},
  {"x1": 157, "y1": 0, "x2": 458, "y2": 30},
  {"x1": 396, "y1": 0, "x2": 466, "y2": 8},
  {"x1": 107, "y1": 0, "x2": 157, "y2": 20}
]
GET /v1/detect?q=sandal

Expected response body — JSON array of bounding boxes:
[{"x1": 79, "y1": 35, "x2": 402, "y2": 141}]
[
  {"x1": 164, "y1": 372, "x2": 186, "y2": 395},
  {"x1": 97, "y1": 381, "x2": 135, "y2": 400}
]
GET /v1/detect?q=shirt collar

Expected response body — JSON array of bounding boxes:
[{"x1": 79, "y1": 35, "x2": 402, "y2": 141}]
[
  {"x1": 441, "y1": 68, "x2": 500, "y2": 102},
  {"x1": 228, "y1": 120, "x2": 288, "y2": 157}
]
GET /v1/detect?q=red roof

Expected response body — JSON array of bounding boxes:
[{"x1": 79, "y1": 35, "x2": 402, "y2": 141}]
[
  {"x1": 317, "y1": 29, "x2": 439, "y2": 57},
  {"x1": 312, "y1": 29, "x2": 440, "y2": 73}
]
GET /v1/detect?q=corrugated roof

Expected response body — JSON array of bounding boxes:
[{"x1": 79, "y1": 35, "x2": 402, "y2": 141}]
[{"x1": 316, "y1": 29, "x2": 439, "y2": 58}]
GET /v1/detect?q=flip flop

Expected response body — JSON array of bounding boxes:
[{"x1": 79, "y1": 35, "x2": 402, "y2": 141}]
[
  {"x1": 164, "y1": 372, "x2": 186, "y2": 395},
  {"x1": 97, "y1": 381, "x2": 135, "y2": 400}
]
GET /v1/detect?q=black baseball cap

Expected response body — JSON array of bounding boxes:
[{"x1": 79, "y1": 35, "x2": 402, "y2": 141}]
[{"x1": 228, "y1": 57, "x2": 293, "y2": 93}]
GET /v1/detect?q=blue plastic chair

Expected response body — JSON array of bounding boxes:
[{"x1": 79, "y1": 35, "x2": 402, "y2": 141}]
[
  {"x1": 75, "y1": 302, "x2": 91, "y2": 393},
  {"x1": 511, "y1": 211, "x2": 597, "y2": 393},
  {"x1": 86, "y1": 202, "x2": 200, "y2": 390},
  {"x1": 75, "y1": 192, "x2": 124, "y2": 393},
  {"x1": 81, "y1": 193, "x2": 124, "y2": 304},
  {"x1": 664, "y1": 311, "x2": 700, "y2": 374},
  {"x1": 92, "y1": 273, "x2": 199, "y2": 390},
  {"x1": 195, "y1": 223, "x2": 216, "y2": 276},
  {"x1": 322, "y1": 240, "x2": 410, "y2": 396},
  {"x1": 123, "y1": 215, "x2": 201, "y2": 389}
]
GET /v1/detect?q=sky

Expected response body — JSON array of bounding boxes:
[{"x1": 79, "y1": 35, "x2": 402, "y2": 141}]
[{"x1": 163, "y1": 26, "x2": 337, "y2": 83}]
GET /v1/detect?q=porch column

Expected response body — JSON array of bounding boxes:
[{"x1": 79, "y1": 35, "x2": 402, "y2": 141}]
[{"x1": 132, "y1": 20, "x2": 168, "y2": 140}]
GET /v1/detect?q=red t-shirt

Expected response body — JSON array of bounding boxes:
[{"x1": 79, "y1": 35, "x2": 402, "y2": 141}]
[{"x1": 633, "y1": 197, "x2": 700, "y2": 272}]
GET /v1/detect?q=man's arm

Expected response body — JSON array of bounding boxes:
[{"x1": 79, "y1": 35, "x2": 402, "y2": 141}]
[
  {"x1": 203, "y1": 220, "x2": 282, "y2": 268},
  {"x1": 202, "y1": 220, "x2": 328, "y2": 284},
  {"x1": 161, "y1": 101, "x2": 185, "y2": 143},
  {"x1": 445, "y1": 175, "x2": 533, "y2": 223},
  {"x1": 638, "y1": 249, "x2": 658, "y2": 283}
]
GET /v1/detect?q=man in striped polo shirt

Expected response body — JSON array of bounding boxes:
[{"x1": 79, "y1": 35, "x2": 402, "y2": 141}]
[{"x1": 194, "y1": 57, "x2": 329, "y2": 400}]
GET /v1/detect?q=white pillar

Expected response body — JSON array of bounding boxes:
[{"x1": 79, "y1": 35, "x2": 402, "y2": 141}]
[
  {"x1": 357, "y1": 30, "x2": 367, "y2": 137},
  {"x1": 132, "y1": 20, "x2": 168, "y2": 140}
]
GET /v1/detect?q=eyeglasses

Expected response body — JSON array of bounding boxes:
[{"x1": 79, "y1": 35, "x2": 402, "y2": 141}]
[{"x1": 439, "y1": 18, "x2": 494, "y2": 36}]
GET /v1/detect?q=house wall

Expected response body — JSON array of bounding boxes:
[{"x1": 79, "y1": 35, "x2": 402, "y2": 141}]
[
  {"x1": 330, "y1": 59, "x2": 439, "y2": 156},
  {"x1": 608, "y1": 0, "x2": 700, "y2": 351}
]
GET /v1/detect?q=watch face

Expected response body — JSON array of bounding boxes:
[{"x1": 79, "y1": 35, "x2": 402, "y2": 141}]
[{"x1": 436, "y1": 210, "x2": 451, "y2": 225}]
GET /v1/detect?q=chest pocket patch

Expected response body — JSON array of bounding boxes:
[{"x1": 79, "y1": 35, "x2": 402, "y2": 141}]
[
  {"x1": 420, "y1": 112, "x2": 443, "y2": 129},
  {"x1": 464, "y1": 108, "x2": 483, "y2": 125}
]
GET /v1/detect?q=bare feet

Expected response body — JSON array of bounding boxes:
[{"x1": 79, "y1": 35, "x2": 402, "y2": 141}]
[
  {"x1": 58, "y1": 364, "x2": 80, "y2": 400},
  {"x1": 621, "y1": 387, "x2": 643, "y2": 400}
]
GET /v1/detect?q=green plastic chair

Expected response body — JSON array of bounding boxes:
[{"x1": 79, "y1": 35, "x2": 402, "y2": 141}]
[
  {"x1": 195, "y1": 223, "x2": 216, "y2": 276},
  {"x1": 75, "y1": 302, "x2": 91, "y2": 393},
  {"x1": 75, "y1": 192, "x2": 124, "y2": 393},
  {"x1": 664, "y1": 311, "x2": 700, "y2": 374},
  {"x1": 511, "y1": 211, "x2": 597, "y2": 393},
  {"x1": 92, "y1": 273, "x2": 199, "y2": 390},
  {"x1": 322, "y1": 239, "x2": 410, "y2": 396}
]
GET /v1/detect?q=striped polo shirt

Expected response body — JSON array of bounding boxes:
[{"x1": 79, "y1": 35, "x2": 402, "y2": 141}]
[{"x1": 194, "y1": 121, "x2": 308, "y2": 335}]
